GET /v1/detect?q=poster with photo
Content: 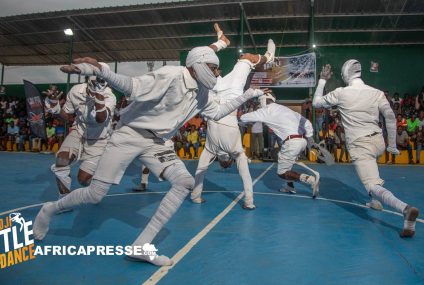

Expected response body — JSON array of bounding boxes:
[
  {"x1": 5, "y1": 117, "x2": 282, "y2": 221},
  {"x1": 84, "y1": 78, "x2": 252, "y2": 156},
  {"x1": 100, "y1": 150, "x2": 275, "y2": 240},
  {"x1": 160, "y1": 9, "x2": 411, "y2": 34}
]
[{"x1": 250, "y1": 52, "x2": 316, "y2": 88}]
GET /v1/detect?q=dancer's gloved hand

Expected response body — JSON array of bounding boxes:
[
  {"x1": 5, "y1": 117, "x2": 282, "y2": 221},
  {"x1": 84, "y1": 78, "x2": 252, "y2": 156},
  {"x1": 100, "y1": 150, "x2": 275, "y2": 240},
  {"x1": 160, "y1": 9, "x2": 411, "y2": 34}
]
[
  {"x1": 320, "y1": 64, "x2": 332, "y2": 80},
  {"x1": 386, "y1": 146, "x2": 400, "y2": 155},
  {"x1": 60, "y1": 57, "x2": 104, "y2": 76},
  {"x1": 306, "y1": 137, "x2": 319, "y2": 150},
  {"x1": 243, "y1": 88, "x2": 271, "y2": 100}
]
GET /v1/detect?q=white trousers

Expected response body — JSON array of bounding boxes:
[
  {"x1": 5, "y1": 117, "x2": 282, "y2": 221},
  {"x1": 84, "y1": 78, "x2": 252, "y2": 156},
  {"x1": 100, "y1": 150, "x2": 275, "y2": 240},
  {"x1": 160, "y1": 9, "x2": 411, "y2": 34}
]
[
  {"x1": 277, "y1": 138, "x2": 307, "y2": 175},
  {"x1": 348, "y1": 134, "x2": 385, "y2": 192},
  {"x1": 58, "y1": 130, "x2": 109, "y2": 175}
]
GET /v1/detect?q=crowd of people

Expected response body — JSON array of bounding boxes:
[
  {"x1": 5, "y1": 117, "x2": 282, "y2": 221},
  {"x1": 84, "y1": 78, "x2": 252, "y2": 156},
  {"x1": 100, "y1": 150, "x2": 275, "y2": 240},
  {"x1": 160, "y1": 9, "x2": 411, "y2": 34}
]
[
  {"x1": 2, "y1": 84, "x2": 424, "y2": 164},
  {"x1": 0, "y1": 85, "x2": 69, "y2": 152}
]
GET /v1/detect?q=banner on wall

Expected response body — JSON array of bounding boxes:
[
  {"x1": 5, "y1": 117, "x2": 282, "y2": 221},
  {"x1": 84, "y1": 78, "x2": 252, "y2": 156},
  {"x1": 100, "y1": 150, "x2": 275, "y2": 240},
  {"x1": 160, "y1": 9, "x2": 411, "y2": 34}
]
[
  {"x1": 23, "y1": 80, "x2": 47, "y2": 140},
  {"x1": 251, "y1": 52, "x2": 316, "y2": 88}
]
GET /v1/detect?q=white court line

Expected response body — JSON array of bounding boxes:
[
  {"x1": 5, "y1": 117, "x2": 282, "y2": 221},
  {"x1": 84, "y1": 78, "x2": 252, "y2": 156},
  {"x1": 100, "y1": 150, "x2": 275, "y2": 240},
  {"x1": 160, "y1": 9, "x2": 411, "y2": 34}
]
[
  {"x1": 1, "y1": 188, "x2": 422, "y2": 225},
  {"x1": 142, "y1": 163, "x2": 275, "y2": 285}
]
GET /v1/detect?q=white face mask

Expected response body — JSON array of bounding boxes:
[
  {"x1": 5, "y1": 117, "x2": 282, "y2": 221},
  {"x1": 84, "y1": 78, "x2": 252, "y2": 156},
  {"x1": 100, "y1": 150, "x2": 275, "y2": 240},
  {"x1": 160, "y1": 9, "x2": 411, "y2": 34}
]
[
  {"x1": 192, "y1": 63, "x2": 217, "y2": 90},
  {"x1": 341, "y1": 59, "x2": 361, "y2": 84},
  {"x1": 87, "y1": 76, "x2": 108, "y2": 93}
]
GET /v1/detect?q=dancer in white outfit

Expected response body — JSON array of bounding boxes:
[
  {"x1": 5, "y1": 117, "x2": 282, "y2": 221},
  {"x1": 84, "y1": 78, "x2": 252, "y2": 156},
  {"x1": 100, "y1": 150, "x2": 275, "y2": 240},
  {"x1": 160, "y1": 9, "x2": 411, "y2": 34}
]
[
  {"x1": 240, "y1": 94, "x2": 320, "y2": 197},
  {"x1": 33, "y1": 24, "x2": 273, "y2": 266},
  {"x1": 45, "y1": 75, "x2": 116, "y2": 197},
  {"x1": 313, "y1": 61, "x2": 419, "y2": 238},
  {"x1": 191, "y1": 39, "x2": 275, "y2": 210}
]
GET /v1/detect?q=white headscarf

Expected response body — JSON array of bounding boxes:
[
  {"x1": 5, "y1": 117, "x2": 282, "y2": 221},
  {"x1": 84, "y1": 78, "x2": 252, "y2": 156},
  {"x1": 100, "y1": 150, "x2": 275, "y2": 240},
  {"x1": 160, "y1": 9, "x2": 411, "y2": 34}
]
[
  {"x1": 186, "y1": 46, "x2": 219, "y2": 89},
  {"x1": 341, "y1": 59, "x2": 361, "y2": 84}
]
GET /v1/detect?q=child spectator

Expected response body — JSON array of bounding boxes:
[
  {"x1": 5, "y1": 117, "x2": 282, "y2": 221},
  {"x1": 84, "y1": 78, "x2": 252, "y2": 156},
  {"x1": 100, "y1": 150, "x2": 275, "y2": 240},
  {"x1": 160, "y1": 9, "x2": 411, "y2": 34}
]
[
  {"x1": 7, "y1": 121, "x2": 19, "y2": 151},
  {"x1": 407, "y1": 114, "x2": 420, "y2": 135},
  {"x1": 333, "y1": 126, "x2": 348, "y2": 163},
  {"x1": 185, "y1": 124, "x2": 200, "y2": 159},
  {"x1": 46, "y1": 122, "x2": 56, "y2": 151},
  {"x1": 391, "y1": 126, "x2": 413, "y2": 164}
]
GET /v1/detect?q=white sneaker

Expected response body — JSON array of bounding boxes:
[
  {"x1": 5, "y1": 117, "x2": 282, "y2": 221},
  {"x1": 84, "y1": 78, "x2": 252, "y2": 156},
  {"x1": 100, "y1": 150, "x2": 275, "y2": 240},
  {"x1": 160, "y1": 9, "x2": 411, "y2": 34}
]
[
  {"x1": 366, "y1": 199, "x2": 383, "y2": 211},
  {"x1": 279, "y1": 185, "x2": 296, "y2": 194},
  {"x1": 242, "y1": 203, "x2": 256, "y2": 210},
  {"x1": 191, "y1": 197, "x2": 206, "y2": 204},
  {"x1": 264, "y1": 39, "x2": 275, "y2": 63},
  {"x1": 308, "y1": 169, "x2": 320, "y2": 198}
]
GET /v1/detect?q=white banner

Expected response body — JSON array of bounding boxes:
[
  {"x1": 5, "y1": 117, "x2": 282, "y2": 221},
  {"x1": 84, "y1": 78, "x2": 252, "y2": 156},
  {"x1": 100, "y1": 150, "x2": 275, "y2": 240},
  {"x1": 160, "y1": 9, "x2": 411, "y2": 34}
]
[{"x1": 251, "y1": 52, "x2": 316, "y2": 88}]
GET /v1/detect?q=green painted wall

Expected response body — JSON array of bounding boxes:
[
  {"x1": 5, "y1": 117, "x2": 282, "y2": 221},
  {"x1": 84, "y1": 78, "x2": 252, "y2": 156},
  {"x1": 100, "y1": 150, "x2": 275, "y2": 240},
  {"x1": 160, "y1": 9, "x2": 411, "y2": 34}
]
[
  {"x1": 181, "y1": 45, "x2": 424, "y2": 101},
  {"x1": 2, "y1": 45, "x2": 423, "y2": 100}
]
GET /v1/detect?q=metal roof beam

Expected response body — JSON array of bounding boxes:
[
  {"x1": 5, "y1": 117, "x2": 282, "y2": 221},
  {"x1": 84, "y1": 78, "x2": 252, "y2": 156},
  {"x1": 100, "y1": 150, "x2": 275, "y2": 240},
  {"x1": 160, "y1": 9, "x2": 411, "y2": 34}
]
[
  {"x1": 2, "y1": 28, "x2": 424, "y2": 50},
  {"x1": 66, "y1": 16, "x2": 116, "y2": 62},
  {"x1": 3, "y1": 41, "x2": 424, "y2": 58},
  {"x1": 0, "y1": 0, "x2": 292, "y2": 23},
  {"x1": 240, "y1": 2, "x2": 257, "y2": 53}
]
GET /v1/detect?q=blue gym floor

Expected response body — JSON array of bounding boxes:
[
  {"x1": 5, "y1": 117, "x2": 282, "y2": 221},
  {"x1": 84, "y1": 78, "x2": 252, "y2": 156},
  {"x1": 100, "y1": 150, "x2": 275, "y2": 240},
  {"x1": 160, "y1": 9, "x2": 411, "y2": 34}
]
[{"x1": 0, "y1": 152, "x2": 423, "y2": 285}]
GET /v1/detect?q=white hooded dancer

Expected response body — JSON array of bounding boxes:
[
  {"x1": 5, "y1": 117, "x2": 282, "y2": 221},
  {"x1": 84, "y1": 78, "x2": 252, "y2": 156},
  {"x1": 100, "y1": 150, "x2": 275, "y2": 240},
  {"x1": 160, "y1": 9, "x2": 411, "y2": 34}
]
[
  {"x1": 240, "y1": 94, "x2": 320, "y2": 197},
  {"x1": 191, "y1": 39, "x2": 276, "y2": 210},
  {"x1": 313, "y1": 60, "x2": 419, "y2": 238}
]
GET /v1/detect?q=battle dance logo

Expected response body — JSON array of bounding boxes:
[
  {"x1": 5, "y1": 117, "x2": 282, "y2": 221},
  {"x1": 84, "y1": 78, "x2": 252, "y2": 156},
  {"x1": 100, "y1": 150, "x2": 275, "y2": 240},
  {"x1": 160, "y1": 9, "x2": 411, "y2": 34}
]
[{"x1": 0, "y1": 213, "x2": 36, "y2": 269}]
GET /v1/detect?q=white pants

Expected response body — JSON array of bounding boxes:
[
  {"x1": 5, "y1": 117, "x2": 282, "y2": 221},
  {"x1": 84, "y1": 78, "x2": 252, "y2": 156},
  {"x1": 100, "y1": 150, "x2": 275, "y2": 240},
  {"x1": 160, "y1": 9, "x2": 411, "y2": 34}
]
[
  {"x1": 58, "y1": 130, "x2": 109, "y2": 175},
  {"x1": 94, "y1": 125, "x2": 180, "y2": 184},
  {"x1": 192, "y1": 120, "x2": 253, "y2": 201},
  {"x1": 348, "y1": 134, "x2": 385, "y2": 192},
  {"x1": 277, "y1": 138, "x2": 307, "y2": 175}
]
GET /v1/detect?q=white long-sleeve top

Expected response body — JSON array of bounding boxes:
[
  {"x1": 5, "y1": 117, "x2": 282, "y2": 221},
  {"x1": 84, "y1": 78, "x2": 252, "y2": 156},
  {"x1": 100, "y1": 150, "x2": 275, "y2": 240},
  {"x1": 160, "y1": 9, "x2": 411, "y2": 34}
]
[
  {"x1": 240, "y1": 103, "x2": 313, "y2": 141},
  {"x1": 313, "y1": 78, "x2": 396, "y2": 146},
  {"x1": 118, "y1": 65, "x2": 253, "y2": 139},
  {"x1": 46, "y1": 83, "x2": 116, "y2": 140}
]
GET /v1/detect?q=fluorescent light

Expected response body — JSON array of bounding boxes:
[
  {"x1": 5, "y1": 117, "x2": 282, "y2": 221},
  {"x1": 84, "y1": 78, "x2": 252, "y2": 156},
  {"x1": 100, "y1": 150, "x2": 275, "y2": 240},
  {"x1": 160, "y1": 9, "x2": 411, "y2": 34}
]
[
  {"x1": 312, "y1": 44, "x2": 317, "y2": 48},
  {"x1": 64, "y1": 29, "x2": 73, "y2": 36}
]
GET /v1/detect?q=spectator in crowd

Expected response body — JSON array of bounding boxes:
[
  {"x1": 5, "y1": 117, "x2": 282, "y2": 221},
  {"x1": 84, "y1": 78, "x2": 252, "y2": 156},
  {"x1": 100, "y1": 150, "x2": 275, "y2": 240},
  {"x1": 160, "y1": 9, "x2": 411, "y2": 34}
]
[
  {"x1": 17, "y1": 125, "x2": 28, "y2": 151},
  {"x1": 328, "y1": 118, "x2": 337, "y2": 132},
  {"x1": 418, "y1": 111, "x2": 424, "y2": 129},
  {"x1": 396, "y1": 114, "x2": 407, "y2": 128},
  {"x1": 7, "y1": 121, "x2": 19, "y2": 151},
  {"x1": 319, "y1": 121, "x2": 335, "y2": 153},
  {"x1": 188, "y1": 114, "x2": 203, "y2": 129},
  {"x1": 333, "y1": 126, "x2": 348, "y2": 163},
  {"x1": 46, "y1": 122, "x2": 56, "y2": 151},
  {"x1": 391, "y1": 126, "x2": 413, "y2": 164},
  {"x1": 185, "y1": 124, "x2": 200, "y2": 159},
  {"x1": 391, "y1": 92, "x2": 401, "y2": 106},
  {"x1": 251, "y1": 117, "x2": 264, "y2": 160},
  {"x1": 407, "y1": 113, "x2": 420, "y2": 135},
  {"x1": 198, "y1": 122, "x2": 207, "y2": 146},
  {"x1": 393, "y1": 102, "x2": 401, "y2": 117},
  {"x1": 415, "y1": 86, "x2": 424, "y2": 113},
  {"x1": 4, "y1": 114, "x2": 13, "y2": 126},
  {"x1": 315, "y1": 108, "x2": 325, "y2": 134},
  {"x1": 0, "y1": 120, "x2": 6, "y2": 150},
  {"x1": 55, "y1": 121, "x2": 66, "y2": 149},
  {"x1": 173, "y1": 126, "x2": 187, "y2": 157},
  {"x1": 415, "y1": 129, "x2": 423, "y2": 164},
  {"x1": 402, "y1": 93, "x2": 415, "y2": 118}
]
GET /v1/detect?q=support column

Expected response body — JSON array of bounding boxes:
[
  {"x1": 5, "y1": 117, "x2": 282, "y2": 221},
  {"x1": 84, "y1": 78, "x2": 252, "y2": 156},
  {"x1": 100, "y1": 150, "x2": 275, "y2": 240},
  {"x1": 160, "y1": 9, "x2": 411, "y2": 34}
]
[{"x1": 309, "y1": 0, "x2": 317, "y2": 139}]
